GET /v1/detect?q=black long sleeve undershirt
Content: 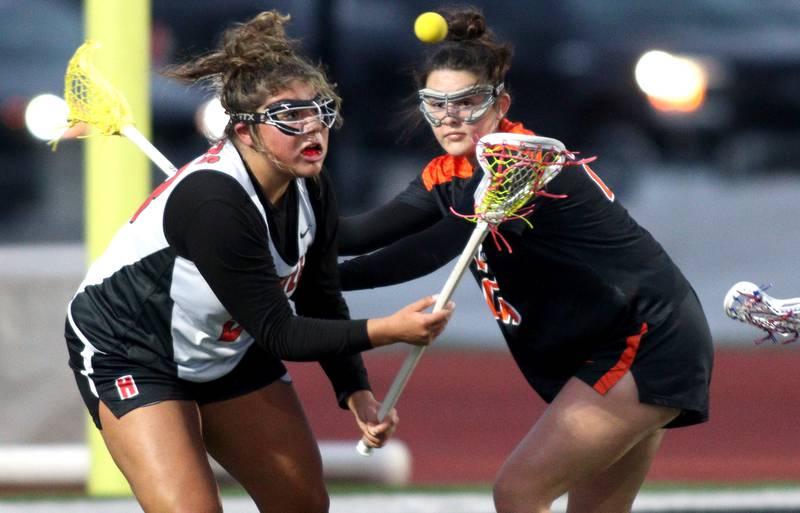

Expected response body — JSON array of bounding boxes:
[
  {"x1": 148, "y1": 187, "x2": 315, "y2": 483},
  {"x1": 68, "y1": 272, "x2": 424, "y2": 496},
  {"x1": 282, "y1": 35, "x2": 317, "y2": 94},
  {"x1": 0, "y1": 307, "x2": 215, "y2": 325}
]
[
  {"x1": 338, "y1": 197, "x2": 439, "y2": 255},
  {"x1": 164, "y1": 171, "x2": 372, "y2": 406},
  {"x1": 338, "y1": 199, "x2": 473, "y2": 290}
]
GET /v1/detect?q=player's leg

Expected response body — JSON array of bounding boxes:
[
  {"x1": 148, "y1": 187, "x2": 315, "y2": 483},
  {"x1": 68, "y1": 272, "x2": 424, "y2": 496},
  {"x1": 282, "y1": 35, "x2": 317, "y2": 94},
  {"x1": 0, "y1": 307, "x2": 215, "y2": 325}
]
[
  {"x1": 66, "y1": 324, "x2": 222, "y2": 513},
  {"x1": 200, "y1": 379, "x2": 329, "y2": 513},
  {"x1": 566, "y1": 428, "x2": 666, "y2": 513},
  {"x1": 98, "y1": 400, "x2": 222, "y2": 513},
  {"x1": 492, "y1": 372, "x2": 678, "y2": 513}
]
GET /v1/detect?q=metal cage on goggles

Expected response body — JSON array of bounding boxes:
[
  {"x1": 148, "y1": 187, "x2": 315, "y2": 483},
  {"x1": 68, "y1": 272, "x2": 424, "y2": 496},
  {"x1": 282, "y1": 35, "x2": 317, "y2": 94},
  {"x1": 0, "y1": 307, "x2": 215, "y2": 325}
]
[
  {"x1": 418, "y1": 83, "x2": 504, "y2": 127},
  {"x1": 228, "y1": 95, "x2": 338, "y2": 136}
]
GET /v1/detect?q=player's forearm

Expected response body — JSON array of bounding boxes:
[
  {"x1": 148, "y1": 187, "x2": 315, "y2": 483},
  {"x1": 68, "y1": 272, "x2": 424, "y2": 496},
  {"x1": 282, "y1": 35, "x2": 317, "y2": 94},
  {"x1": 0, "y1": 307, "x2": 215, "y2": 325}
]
[
  {"x1": 339, "y1": 216, "x2": 470, "y2": 291},
  {"x1": 338, "y1": 197, "x2": 440, "y2": 255}
]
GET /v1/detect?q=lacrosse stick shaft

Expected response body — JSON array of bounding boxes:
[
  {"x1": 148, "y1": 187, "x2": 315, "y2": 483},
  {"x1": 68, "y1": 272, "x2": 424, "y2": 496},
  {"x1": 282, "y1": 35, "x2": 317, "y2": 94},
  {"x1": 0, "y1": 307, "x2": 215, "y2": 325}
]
[
  {"x1": 120, "y1": 125, "x2": 177, "y2": 176},
  {"x1": 357, "y1": 220, "x2": 490, "y2": 456}
]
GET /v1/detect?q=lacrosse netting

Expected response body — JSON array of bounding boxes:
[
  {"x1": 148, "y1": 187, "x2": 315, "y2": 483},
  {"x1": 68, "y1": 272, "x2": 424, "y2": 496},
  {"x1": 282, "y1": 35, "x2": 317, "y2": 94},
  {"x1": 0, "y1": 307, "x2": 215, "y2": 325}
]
[
  {"x1": 724, "y1": 281, "x2": 800, "y2": 344},
  {"x1": 56, "y1": 40, "x2": 177, "y2": 176},
  {"x1": 455, "y1": 133, "x2": 596, "y2": 251},
  {"x1": 64, "y1": 40, "x2": 134, "y2": 136}
]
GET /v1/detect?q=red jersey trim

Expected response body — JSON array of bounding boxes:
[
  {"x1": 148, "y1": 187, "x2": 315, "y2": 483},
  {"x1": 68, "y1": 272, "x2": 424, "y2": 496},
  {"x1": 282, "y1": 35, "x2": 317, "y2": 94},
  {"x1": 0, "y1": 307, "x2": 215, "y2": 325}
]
[
  {"x1": 592, "y1": 322, "x2": 647, "y2": 395},
  {"x1": 420, "y1": 119, "x2": 534, "y2": 191}
]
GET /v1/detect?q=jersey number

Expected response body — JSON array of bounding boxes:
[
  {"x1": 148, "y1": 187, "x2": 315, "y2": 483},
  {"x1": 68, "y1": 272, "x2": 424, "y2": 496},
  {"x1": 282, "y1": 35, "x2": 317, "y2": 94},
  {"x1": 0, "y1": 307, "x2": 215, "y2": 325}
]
[
  {"x1": 219, "y1": 320, "x2": 243, "y2": 342},
  {"x1": 474, "y1": 249, "x2": 521, "y2": 327},
  {"x1": 481, "y1": 278, "x2": 522, "y2": 326},
  {"x1": 130, "y1": 142, "x2": 225, "y2": 223},
  {"x1": 279, "y1": 255, "x2": 305, "y2": 297}
]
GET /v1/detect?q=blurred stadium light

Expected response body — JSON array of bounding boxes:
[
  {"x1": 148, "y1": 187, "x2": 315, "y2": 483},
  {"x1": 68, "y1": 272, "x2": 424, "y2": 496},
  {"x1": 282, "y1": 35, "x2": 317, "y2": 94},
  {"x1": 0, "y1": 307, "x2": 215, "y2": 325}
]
[
  {"x1": 24, "y1": 94, "x2": 68, "y2": 141},
  {"x1": 634, "y1": 50, "x2": 709, "y2": 113}
]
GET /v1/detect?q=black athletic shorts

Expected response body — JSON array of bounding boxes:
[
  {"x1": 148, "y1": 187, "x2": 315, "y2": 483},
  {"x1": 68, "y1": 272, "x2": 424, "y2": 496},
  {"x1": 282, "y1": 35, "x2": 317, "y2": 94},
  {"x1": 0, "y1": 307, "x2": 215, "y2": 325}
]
[
  {"x1": 527, "y1": 289, "x2": 713, "y2": 428},
  {"x1": 65, "y1": 321, "x2": 289, "y2": 429}
]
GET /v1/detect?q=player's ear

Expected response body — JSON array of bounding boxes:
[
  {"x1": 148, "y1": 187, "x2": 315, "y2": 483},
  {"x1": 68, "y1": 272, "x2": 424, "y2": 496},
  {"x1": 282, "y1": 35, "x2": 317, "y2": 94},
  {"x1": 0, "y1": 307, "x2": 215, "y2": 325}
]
[
  {"x1": 234, "y1": 122, "x2": 255, "y2": 147},
  {"x1": 497, "y1": 93, "x2": 511, "y2": 119}
]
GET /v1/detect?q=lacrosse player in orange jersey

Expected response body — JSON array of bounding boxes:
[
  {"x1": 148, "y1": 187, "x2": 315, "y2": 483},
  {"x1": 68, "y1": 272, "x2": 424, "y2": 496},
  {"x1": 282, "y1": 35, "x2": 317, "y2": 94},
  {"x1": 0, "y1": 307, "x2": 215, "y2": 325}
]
[{"x1": 338, "y1": 6, "x2": 712, "y2": 513}]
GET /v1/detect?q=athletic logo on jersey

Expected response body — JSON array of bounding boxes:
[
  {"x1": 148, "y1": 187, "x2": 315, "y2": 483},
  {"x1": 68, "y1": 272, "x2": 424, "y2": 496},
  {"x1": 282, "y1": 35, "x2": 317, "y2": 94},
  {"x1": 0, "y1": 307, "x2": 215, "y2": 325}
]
[
  {"x1": 473, "y1": 247, "x2": 521, "y2": 327},
  {"x1": 115, "y1": 375, "x2": 139, "y2": 400}
]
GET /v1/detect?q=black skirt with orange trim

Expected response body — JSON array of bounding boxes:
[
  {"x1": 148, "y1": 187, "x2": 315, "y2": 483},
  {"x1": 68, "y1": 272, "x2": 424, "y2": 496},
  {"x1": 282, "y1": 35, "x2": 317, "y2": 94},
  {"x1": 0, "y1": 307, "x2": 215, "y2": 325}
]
[{"x1": 522, "y1": 289, "x2": 713, "y2": 429}]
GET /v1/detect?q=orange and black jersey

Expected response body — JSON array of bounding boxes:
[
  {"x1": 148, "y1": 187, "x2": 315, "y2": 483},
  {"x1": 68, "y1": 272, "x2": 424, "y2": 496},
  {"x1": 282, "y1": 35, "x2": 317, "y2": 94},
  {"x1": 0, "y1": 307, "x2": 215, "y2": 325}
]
[{"x1": 338, "y1": 120, "x2": 693, "y2": 370}]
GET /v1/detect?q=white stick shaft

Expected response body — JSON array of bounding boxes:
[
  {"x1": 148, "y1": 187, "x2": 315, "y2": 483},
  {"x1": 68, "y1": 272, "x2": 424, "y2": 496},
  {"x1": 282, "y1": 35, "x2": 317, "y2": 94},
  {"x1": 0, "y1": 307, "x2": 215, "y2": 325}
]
[
  {"x1": 358, "y1": 221, "x2": 490, "y2": 456},
  {"x1": 121, "y1": 125, "x2": 177, "y2": 176}
]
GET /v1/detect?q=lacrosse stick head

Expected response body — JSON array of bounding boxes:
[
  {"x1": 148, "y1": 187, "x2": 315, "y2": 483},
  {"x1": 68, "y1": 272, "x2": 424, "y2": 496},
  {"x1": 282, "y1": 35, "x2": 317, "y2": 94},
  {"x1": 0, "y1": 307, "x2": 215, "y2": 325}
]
[
  {"x1": 63, "y1": 40, "x2": 133, "y2": 136},
  {"x1": 723, "y1": 281, "x2": 762, "y2": 318},
  {"x1": 473, "y1": 133, "x2": 567, "y2": 225},
  {"x1": 724, "y1": 281, "x2": 800, "y2": 344}
]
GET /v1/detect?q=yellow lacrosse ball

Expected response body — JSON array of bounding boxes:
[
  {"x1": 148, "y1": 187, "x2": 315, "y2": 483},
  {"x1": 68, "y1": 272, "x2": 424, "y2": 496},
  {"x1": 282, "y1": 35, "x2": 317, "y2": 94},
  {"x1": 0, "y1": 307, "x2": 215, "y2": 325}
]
[{"x1": 414, "y1": 12, "x2": 448, "y2": 44}]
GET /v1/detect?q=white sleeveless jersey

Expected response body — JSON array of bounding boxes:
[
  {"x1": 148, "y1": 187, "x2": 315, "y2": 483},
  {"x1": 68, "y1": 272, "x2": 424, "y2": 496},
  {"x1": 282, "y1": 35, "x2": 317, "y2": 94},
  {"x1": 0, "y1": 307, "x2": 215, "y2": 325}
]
[{"x1": 67, "y1": 140, "x2": 316, "y2": 382}]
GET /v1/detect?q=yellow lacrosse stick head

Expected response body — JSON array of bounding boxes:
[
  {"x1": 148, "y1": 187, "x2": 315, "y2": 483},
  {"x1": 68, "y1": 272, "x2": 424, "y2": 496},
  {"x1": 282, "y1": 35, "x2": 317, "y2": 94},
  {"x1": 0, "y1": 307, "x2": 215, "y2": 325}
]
[{"x1": 64, "y1": 40, "x2": 133, "y2": 136}]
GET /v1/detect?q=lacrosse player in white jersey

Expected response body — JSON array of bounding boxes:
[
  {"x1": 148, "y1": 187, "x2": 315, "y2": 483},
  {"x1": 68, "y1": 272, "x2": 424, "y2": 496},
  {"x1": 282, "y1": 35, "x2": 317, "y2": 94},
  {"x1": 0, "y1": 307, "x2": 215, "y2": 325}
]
[{"x1": 65, "y1": 11, "x2": 453, "y2": 513}]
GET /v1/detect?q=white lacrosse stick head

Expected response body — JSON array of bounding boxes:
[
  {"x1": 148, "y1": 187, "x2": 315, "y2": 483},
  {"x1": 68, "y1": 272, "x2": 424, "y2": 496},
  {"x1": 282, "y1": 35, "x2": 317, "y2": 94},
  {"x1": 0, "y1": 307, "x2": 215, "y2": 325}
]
[
  {"x1": 723, "y1": 281, "x2": 762, "y2": 318},
  {"x1": 724, "y1": 281, "x2": 800, "y2": 343}
]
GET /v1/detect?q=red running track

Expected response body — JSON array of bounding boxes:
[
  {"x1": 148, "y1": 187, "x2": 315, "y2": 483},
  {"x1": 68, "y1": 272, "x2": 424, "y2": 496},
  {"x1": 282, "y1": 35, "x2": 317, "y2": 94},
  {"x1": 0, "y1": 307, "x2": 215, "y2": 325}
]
[{"x1": 286, "y1": 346, "x2": 800, "y2": 484}]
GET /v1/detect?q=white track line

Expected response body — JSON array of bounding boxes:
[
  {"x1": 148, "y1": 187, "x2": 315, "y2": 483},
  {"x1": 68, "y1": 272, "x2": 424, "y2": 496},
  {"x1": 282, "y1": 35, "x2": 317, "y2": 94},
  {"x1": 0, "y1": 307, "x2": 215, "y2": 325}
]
[{"x1": 3, "y1": 490, "x2": 800, "y2": 513}]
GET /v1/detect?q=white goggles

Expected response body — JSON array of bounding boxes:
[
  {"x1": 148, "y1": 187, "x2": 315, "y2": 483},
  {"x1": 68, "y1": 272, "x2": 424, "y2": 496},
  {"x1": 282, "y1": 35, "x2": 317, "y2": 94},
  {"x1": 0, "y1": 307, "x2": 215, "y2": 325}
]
[
  {"x1": 229, "y1": 95, "x2": 338, "y2": 136},
  {"x1": 418, "y1": 83, "x2": 504, "y2": 127}
]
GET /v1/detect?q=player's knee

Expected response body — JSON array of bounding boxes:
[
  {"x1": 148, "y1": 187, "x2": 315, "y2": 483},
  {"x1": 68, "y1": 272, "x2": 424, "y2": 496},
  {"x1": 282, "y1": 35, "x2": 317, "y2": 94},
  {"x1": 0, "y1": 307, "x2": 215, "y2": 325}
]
[
  {"x1": 493, "y1": 472, "x2": 550, "y2": 513},
  {"x1": 159, "y1": 496, "x2": 223, "y2": 513},
  {"x1": 295, "y1": 487, "x2": 329, "y2": 513},
  {"x1": 493, "y1": 478, "x2": 527, "y2": 513},
  {"x1": 255, "y1": 486, "x2": 329, "y2": 513},
  {"x1": 174, "y1": 505, "x2": 222, "y2": 513}
]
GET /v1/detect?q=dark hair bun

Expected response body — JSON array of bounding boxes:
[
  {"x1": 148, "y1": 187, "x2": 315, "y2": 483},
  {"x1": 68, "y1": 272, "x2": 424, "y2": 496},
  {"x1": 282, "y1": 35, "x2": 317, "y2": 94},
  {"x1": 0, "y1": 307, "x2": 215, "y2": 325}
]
[{"x1": 443, "y1": 6, "x2": 487, "y2": 42}]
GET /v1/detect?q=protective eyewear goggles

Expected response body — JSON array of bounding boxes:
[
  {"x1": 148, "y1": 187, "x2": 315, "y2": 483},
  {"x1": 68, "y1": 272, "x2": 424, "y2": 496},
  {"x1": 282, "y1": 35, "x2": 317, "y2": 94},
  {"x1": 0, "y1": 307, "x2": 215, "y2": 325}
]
[
  {"x1": 418, "y1": 83, "x2": 504, "y2": 127},
  {"x1": 228, "y1": 95, "x2": 338, "y2": 136}
]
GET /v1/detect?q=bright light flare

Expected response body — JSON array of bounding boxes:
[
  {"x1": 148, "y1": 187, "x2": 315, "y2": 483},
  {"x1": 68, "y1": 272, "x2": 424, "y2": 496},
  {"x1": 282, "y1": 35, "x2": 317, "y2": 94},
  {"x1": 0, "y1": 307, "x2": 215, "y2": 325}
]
[
  {"x1": 25, "y1": 94, "x2": 69, "y2": 140},
  {"x1": 635, "y1": 50, "x2": 708, "y2": 113},
  {"x1": 196, "y1": 97, "x2": 229, "y2": 141}
]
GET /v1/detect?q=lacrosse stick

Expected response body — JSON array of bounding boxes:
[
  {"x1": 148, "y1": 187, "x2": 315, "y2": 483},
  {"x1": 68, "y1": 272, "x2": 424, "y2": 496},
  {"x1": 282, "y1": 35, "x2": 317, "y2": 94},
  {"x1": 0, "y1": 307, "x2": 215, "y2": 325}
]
[
  {"x1": 724, "y1": 281, "x2": 800, "y2": 344},
  {"x1": 357, "y1": 133, "x2": 587, "y2": 455},
  {"x1": 59, "y1": 40, "x2": 176, "y2": 176}
]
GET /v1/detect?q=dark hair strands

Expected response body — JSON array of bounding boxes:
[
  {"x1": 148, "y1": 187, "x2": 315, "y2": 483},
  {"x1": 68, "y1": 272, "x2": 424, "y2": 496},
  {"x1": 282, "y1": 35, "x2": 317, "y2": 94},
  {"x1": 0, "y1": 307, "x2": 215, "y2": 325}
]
[
  {"x1": 433, "y1": 5, "x2": 512, "y2": 86},
  {"x1": 164, "y1": 12, "x2": 295, "y2": 89},
  {"x1": 441, "y1": 5, "x2": 487, "y2": 42},
  {"x1": 162, "y1": 10, "x2": 342, "y2": 145}
]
